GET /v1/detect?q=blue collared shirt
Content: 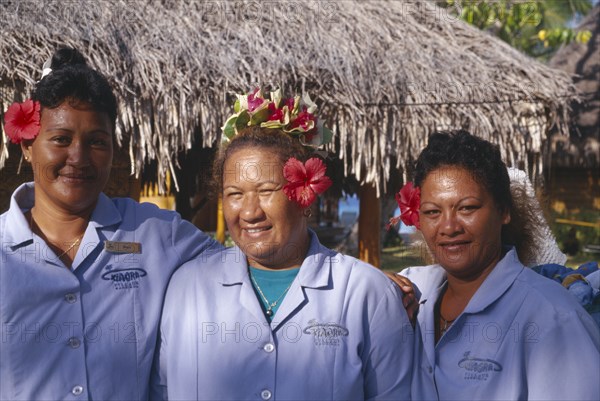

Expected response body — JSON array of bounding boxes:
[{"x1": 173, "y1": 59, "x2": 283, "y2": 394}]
[
  {"x1": 152, "y1": 231, "x2": 413, "y2": 400},
  {"x1": 0, "y1": 183, "x2": 220, "y2": 400},
  {"x1": 403, "y1": 248, "x2": 600, "y2": 401}
]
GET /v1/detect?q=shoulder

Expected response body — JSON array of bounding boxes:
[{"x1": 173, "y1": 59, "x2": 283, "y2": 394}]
[
  {"x1": 327, "y1": 250, "x2": 399, "y2": 294},
  {"x1": 163, "y1": 247, "x2": 241, "y2": 313},
  {"x1": 108, "y1": 197, "x2": 198, "y2": 235},
  {"x1": 516, "y1": 267, "x2": 588, "y2": 312},
  {"x1": 169, "y1": 246, "x2": 234, "y2": 281},
  {"x1": 507, "y1": 265, "x2": 599, "y2": 333},
  {"x1": 399, "y1": 264, "x2": 445, "y2": 295},
  {"x1": 110, "y1": 197, "x2": 181, "y2": 221}
]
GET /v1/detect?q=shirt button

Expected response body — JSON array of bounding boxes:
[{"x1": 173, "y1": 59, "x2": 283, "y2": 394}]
[
  {"x1": 64, "y1": 293, "x2": 77, "y2": 303},
  {"x1": 71, "y1": 385, "x2": 84, "y2": 396},
  {"x1": 260, "y1": 389, "x2": 272, "y2": 400},
  {"x1": 263, "y1": 343, "x2": 275, "y2": 353},
  {"x1": 68, "y1": 337, "x2": 81, "y2": 349}
]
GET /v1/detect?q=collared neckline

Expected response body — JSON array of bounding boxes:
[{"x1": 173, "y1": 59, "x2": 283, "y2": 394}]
[
  {"x1": 462, "y1": 248, "x2": 523, "y2": 314},
  {"x1": 89, "y1": 192, "x2": 122, "y2": 229},
  {"x1": 4, "y1": 182, "x2": 123, "y2": 269},
  {"x1": 417, "y1": 248, "x2": 523, "y2": 314},
  {"x1": 6, "y1": 183, "x2": 122, "y2": 243},
  {"x1": 218, "y1": 229, "x2": 332, "y2": 290},
  {"x1": 5, "y1": 182, "x2": 36, "y2": 247}
]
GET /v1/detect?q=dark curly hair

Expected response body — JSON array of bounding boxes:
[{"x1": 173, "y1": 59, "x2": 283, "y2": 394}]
[
  {"x1": 414, "y1": 130, "x2": 512, "y2": 214},
  {"x1": 212, "y1": 126, "x2": 309, "y2": 194},
  {"x1": 32, "y1": 47, "x2": 118, "y2": 130}
]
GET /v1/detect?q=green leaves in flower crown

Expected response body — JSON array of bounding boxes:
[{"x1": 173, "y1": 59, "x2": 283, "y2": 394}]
[{"x1": 221, "y1": 87, "x2": 332, "y2": 148}]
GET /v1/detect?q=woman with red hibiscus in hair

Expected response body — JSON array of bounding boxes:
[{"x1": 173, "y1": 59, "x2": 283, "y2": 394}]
[
  {"x1": 388, "y1": 131, "x2": 599, "y2": 401},
  {"x1": 0, "y1": 48, "x2": 219, "y2": 400},
  {"x1": 151, "y1": 88, "x2": 413, "y2": 400}
]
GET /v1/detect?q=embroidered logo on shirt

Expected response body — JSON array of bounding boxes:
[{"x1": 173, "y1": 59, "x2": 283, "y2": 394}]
[
  {"x1": 458, "y1": 351, "x2": 502, "y2": 381},
  {"x1": 303, "y1": 319, "x2": 349, "y2": 347},
  {"x1": 101, "y1": 266, "x2": 147, "y2": 290}
]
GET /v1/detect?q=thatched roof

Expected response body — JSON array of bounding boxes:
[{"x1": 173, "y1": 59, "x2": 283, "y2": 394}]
[
  {"x1": 1, "y1": 0, "x2": 577, "y2": 194},
  {"x1": 549, "y1": 5, "x2": 599, "y2": 168}
]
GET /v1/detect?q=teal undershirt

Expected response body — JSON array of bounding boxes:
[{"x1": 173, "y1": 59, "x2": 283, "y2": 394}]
[{"x1": 248, "y1": 266, "x2": 300, "y2": 322}]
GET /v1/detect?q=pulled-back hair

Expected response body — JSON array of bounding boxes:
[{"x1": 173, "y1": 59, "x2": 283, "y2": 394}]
[
  {"x1": 414, "y1": 130, "x2": 512, "y2": 214},
  {"x1": 32, "y1": 47, "x2": 118, "y2": 129},
  {"x1": 212, "y1": 126, "x2": 309, "y2": 193}
]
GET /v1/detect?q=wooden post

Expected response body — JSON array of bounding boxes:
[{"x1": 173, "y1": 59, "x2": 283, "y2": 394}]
[
  {"x1": 215, "y1": 195, "x2": 226, "y2": 244},
  {"x1": 358, "y1": 183, "x2": 381, "y2": 267}
]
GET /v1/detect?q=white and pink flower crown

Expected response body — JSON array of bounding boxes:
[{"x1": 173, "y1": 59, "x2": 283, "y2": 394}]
[
  {"x1": 221, "y1": 88, "x2": 333, "y2": 148},
  {"x1": 222, "y1": 87, "x2": 333, "y2": 207}
]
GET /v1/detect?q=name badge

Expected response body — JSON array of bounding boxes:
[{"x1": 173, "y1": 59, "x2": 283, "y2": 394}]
[{"x1": 104, "y1": 241, "x2": 142, "y2": 254}]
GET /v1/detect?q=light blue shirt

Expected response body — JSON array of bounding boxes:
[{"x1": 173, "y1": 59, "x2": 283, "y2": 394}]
[
  {"x1": 0, "y1": 183, "x2": 220, "y2": 401},
  {"x1": 152, "y1": 231, "x2": 413, "y2": 400},
  {"x1": 402, "y1": 248, "x2": 600, "y2": 401}
]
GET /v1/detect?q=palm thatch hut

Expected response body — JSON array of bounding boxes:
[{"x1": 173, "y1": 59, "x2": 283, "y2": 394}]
[
  {"x1": 548, "y1": 5, "x2": 599, "y2": 212},
  {"x1": 1, "y1": 1, "x2": 577, "y2": 266}
]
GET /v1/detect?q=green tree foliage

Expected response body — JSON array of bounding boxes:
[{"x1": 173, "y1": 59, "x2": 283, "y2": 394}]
[{"x1": 442, "y1": 0, "x2": 593, "y2": 59}]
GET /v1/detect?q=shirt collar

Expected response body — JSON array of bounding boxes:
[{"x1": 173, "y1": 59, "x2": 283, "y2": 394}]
[
  {"x1": 4, "y1": 183, "x2": 122, "y2": 247},
  {"x1": 417, "y1": 247, "x2": 523, "y2": 313},
  {"x1": 5, "y1": 182, "x2": 35, "y2": 246},
  {"x1": 296, "y1": 229, "x2": 332, "y2": 289},
  {"x1": 462, "y1": 247, "x2": 524, "y2": 314},
  {"x1": 89, "y1": 192, "x2": 122, "y2": 229},
  {"x1": 219, "y1": 229, "x2": 332, "y2": 289}
]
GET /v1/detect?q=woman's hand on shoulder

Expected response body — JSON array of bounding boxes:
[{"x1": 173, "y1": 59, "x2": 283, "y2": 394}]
[{"x1": 385, "y1": 272, "x2": 418, "y2": 326}]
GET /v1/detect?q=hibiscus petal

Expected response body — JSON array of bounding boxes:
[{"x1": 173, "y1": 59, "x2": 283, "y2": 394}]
[
  {"x1": 283, "y1": 157, "x2": 307, "y2": 183},
  {"x1": 304, "y1": 157, "x2": 327, "y2": 181},
  {"x1": 283, "y1": 182, "x2": 300, "y2": 201},
  {"x1": 393, "y1": 182, "x2": 421, "y2": 228},
  {"x1": 309, "y1": 176, "x2": 332, "y2": 195},
  {"x1": 21, "y1": 123, "x2": 40, "y2": 140}
]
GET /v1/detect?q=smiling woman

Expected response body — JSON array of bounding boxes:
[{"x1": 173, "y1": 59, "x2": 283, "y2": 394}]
[
  {"x1": 0, "y1": 48, "x2": 219, "y2": 400},
  {"x1": 151, "y1": 89, "x2": 413, "y2": 400},
  {"x1": 222, "y1": 145, "x2": 310, "y2": 270},
  {"x1": 23, "y1": 102, "x2": 114, "y2": 217},
  {"x1": 395, "y1": 130, "x2": 600, "y2": 401}
]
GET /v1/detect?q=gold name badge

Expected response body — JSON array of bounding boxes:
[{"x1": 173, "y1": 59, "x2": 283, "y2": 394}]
[{"x1": 104, "y1": 241, "x2": 142, "y2": 254}]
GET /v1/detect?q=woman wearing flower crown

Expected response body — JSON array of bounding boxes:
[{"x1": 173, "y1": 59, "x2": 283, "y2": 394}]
[
  {"x1": 151, "y1": 88, "x2": 413, "y2": 400},
  {"x1": 0, "y1": 48, "x2": 220, "y2": 400},
  {"x1": 388, "y1": 131, "x2": 599, "y2": 400}
]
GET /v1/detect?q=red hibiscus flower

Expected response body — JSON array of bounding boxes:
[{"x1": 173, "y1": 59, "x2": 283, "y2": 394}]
[
  {"x1": 4, "y1": 99, "x2": 41, "y2": 144},
  {"x1": 287, "y1": 110, "x2": 316, "y2": 132},
  {"x1": 283, "y1": 157, "x2": 332, "y2": 207},
  {"x1": 247, "y1": 88, "x2": 264, "y2": 112},
  {"x1": 387, "y1": 182, "x2": 421, "y2": 230}
]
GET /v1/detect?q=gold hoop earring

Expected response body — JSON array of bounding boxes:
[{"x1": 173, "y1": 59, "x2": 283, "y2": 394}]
[{"x1": 303, "y1": 208, "x2": 312, "y2": 218}]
